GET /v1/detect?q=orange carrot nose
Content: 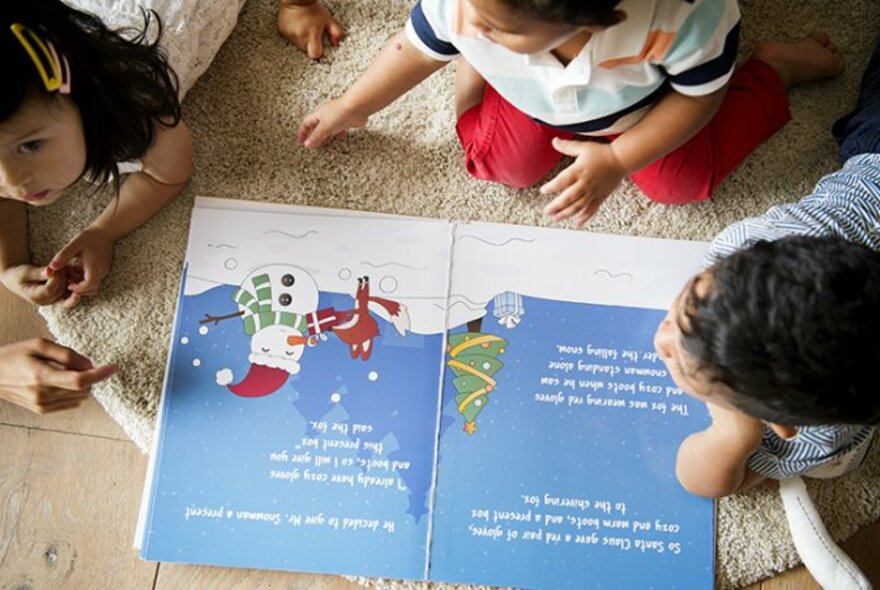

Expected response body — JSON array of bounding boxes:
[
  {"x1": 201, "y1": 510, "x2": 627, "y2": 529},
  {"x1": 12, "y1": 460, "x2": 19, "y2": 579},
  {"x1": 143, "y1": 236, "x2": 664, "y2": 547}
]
[{"x1": 287, "y1": 335, "x2": 308, "y2": 346}]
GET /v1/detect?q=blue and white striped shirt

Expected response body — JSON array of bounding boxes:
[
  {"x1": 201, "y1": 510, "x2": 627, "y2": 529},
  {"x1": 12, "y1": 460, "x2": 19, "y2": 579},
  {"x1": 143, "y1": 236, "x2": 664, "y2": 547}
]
[
  {"x1": 406, "y1": 0, "x2": 740, "y2": 134},
  {"x1": 704, "y1": 153, "x2": 880, "y2": 478}
]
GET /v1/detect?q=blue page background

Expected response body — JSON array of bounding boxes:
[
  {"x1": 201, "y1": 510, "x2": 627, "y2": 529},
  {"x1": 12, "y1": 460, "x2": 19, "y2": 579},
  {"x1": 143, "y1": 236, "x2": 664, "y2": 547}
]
[
  {"x1": 141, "y1": 276, "x2": 443, "y2": 578},
  {"x1": 429, "y1": 295, "x2": 714, "y2": 589}
]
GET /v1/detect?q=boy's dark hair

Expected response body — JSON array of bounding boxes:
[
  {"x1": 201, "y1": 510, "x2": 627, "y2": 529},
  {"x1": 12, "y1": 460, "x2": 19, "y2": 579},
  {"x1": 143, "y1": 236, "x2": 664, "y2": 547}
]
[
  {"x1": 499, "y1": 0, "x2": 626, "y2": 28},
  {"x1": 1, "y1": 0, "x2": 181, "y2": 190},
  {"x1": 681, "y1": 235, "x2": 880, "y2": 426}
]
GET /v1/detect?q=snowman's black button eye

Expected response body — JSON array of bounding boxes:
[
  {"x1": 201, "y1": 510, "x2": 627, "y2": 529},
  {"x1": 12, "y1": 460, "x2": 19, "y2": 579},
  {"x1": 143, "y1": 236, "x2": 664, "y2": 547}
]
[
  {"x1": 279, "y1": 293, "x2": 292, "y2": 306},
  {"x1": 282, "y1": 274, "x2": 295, "y2": 287}
]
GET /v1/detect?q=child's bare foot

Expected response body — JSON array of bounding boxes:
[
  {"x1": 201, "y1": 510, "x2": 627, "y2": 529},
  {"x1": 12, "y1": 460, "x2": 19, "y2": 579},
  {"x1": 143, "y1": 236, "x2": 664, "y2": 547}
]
[
  {"x1": 454, "y1": 59, "x2": 487, "y2": 117},
  {"x1": 753, "y1": 32, "x2": 844, "y2": 88}
]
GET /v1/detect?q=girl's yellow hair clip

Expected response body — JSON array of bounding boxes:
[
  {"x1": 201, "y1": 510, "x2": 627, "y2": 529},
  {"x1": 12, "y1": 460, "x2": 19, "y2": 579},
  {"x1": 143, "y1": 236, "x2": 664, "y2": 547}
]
[{"x1": 10, "y1": 23, "x2": 71, "y2": 94}]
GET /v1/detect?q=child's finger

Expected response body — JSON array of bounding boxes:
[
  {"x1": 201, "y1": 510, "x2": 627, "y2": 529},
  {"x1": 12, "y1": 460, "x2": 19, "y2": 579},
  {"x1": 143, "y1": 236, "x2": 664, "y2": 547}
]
[
  {"x1": 82, "y1": 364, "x2": 118, "y2": 386},
  {"x1": 29, "y1": 339, "x2": 94, "y2": 371},
  {"x1": 59, "y1": 291, "x2": 82, "y2": 309},
  {"x1": 540, "y1": 166, "x2": 578, "y2": 197},
  {"x1": 48, "y1": 239, "x2": 82, "y2": 274},
  {"x1": 302, "y1": 120, "x2": 332, "y2": 148},
  {"x1": 328, "y1": 20, "x2": 345, "y2": 45},
  {"x1": 549, "y1": 184, "x2": 589, "y2": 220},
  {"x1": 68, "y1": 267, "x2": 102, "y2": 294},
  {"x1": 542, "y1": 178, "x2": 581, "y2": 215},
  {"x1": 16, "y1": 265, "x2": 48, "y2": 283},
  {"x1": 73, "y1": 287, "x2": 99, "y2": 297},
  {"x1": 307, "y1": 34, "x2": 323, "y2": 59},
  {"x1": 40, "y1": 364, "x2": 116, "y2": 393},
  {"x1": 22, "y1": 272, "x2": 64, "y2": 304},
  {"x1": 550, "y1": 136, "x2": 585, "y2": 158},
  {"x1": 297, "y1": 116, "x2": 320, "y2": 145},
  {"x1": 44, "y1": 272, "x2": 68, "y2": 299},
  {"x1": 573, "y1": 199, "x2": 603, "y2": 228},
  {"x1": 24, "y1": 284, "x2": 57, "y2": 306}
]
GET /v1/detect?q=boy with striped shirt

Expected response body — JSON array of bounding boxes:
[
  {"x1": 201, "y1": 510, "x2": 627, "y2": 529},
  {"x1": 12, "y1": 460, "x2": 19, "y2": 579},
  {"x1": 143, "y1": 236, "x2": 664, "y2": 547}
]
[{"x1": 654, "y1": 39, "x2": 880, "y2": 497}]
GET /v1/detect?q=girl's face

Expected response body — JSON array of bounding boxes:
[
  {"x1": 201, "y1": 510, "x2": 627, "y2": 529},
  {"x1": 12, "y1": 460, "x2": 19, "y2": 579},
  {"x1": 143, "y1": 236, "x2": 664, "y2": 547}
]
[
  {"x1": 465, "y1": 0, "x2": 586, "y2": 54},
  {"x1": 0, "y1": 93, "x2": 86, "y2": 207}
]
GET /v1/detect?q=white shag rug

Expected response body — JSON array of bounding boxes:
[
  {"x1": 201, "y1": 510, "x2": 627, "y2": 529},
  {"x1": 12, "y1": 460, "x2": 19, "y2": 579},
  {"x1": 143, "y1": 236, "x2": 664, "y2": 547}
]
[{"x1": 30, "y1": 0, "x2": 880, "y2": 587}]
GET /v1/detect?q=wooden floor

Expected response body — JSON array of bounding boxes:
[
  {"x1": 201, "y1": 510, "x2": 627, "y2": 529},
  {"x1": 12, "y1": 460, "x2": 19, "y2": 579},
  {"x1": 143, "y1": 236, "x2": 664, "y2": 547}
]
[{"x1": 1, "y1": 286, "x2": 877, "y2": 589}]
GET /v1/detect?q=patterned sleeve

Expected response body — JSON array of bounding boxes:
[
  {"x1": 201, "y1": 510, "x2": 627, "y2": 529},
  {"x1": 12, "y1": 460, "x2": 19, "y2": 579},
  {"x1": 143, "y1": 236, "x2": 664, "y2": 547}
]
[
  {"x1": 70, "y1": 0, "x2": 246, "y2": 99},
  {"x1": 405, "y1": 0, "x2": 460, "y2": 61},
  {"x1": 658, "y1": 0, "x2": 741, "y2": 97},
  {"x1": 703, "y1": 154, "x2": 880, "y2": 268}
]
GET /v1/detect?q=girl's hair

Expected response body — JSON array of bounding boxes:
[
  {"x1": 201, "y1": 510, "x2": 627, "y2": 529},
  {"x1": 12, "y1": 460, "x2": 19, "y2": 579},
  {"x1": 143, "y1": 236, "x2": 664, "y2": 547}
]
[
  {"x1": 500, "y1": 0, "x2": 626, "y2": 28},
  {"x1": 1, "y1": 0, "x2": 181, "y2": 190}
]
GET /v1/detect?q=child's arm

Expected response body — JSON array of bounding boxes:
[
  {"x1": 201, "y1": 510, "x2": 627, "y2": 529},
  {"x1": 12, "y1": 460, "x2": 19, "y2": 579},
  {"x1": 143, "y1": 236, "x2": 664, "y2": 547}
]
[
  {"x1": 278, "y1": 0, "x2": 344, "y2": 59},
  {"x1": 542, "y1": 87, "x2": 727, "y2": 226},
  {"x1": 298, "y1": 31, "x2": 446, "y2": 148},
  {"x1": 675, "y1": 401, "x2": 767, "y2": 498},
  {"x1": 47, "y1": 121, "x2": 193, "y2": 301},
  {"x1": 0, "y1": 201, "x2": 74, "y2": 306}
]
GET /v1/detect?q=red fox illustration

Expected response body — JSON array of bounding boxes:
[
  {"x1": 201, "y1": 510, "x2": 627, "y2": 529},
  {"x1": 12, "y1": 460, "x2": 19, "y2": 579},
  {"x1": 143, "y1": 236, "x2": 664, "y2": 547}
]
[{"x1": 333, "y1": 276, "x2": 410, "y2": 360}]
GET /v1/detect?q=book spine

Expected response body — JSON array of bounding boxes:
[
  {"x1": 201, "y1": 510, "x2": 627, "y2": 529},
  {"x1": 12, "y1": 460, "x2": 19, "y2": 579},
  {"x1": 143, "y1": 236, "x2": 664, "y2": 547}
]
[{"x1": 422, "y1": 220, "x2": 456, "y2": 580}]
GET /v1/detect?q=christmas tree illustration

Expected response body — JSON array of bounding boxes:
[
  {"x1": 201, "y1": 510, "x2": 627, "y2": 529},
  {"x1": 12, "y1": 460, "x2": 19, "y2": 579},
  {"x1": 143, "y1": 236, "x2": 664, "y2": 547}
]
[{"x1": 446, "y1": 321, "x2": 508, "y2": 435}]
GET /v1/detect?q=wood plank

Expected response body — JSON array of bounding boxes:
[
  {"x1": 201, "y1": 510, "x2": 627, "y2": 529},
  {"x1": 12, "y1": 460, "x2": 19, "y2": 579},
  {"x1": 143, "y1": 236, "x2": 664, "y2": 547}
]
[
  {"x1": 0, "y1": 424, "x2": 157, "y2": 588},
  {"x1": 155, "y1": 563, "x2": 362, "y2": 588},
  {"x1": 0, "y1": 283, "x2": 47, "y2": 341},
  {"x1": 760, "y1": 520, "x2": 880, "y2": 590},
  {"x1": 0, "y1": 286, "x2": 127, "y2": 440},
  {"x1": 0, "y1": 396, "x2": 129, "y2": 441}
]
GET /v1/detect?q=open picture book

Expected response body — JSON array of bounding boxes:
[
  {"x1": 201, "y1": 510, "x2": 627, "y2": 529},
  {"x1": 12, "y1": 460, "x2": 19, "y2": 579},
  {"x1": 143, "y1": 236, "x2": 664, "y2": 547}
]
[{"x1": 136, "y1": 196, "x2": 715, "y2": 589}]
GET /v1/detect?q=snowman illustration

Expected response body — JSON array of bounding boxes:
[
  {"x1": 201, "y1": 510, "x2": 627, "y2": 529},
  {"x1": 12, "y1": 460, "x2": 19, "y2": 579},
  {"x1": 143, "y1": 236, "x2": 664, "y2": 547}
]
[{"x1": 211, "y1": 264, "x2": 410, "y2": 398}]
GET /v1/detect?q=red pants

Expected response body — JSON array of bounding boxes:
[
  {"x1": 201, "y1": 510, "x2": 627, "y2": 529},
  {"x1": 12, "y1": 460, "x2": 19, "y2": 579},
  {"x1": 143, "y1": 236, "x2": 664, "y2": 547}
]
[{"x1": 455, "y1": 59, "x2": 791, "y2": 204}]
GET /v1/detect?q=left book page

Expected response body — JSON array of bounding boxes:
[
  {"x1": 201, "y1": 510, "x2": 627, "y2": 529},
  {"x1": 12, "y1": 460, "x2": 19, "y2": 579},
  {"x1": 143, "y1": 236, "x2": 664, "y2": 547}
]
[{"x1": 137, "y1": 197, "x2": 452, "y2": 579}]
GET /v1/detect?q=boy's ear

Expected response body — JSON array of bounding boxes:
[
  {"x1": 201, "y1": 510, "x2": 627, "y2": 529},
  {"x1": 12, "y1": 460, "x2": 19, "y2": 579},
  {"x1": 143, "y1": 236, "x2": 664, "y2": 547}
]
[{"x1": 768, "y1": 422, "x2": 798, "y2": 440}]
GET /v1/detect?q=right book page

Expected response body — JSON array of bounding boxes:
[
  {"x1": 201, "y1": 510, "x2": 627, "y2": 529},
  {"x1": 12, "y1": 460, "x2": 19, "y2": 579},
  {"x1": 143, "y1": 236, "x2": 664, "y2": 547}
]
[{"x1": 427, "y1": 222, "x2": 715, "y2": 589}]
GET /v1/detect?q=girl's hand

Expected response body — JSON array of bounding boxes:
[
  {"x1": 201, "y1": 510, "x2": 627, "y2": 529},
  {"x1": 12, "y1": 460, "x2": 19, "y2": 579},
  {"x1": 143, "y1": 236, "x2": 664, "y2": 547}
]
[
  {"x1": 298, "y1": 98, "x2": 369, "y2": 148},
  {"x1": 47, "y1": 227, "x2": 116, "y2": 302},
  {"x1": 541, "y1": 138, "x2": 627, "y2": 227},
  {"x1": 0, "y1": 263, "x2": 72, "y2": 307},
  {"x1": 0, "y1": 338, "x2": 117, "y2": 414},
  {"x1": 278, "y1": 0, "x2": 345, "y2": 59}
]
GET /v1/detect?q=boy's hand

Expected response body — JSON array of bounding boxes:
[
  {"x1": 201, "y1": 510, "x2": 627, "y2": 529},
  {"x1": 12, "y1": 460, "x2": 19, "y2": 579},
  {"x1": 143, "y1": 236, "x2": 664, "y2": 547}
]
[
  {"x1": 47, "y1": 226, "x2": 115, "y2": 302},
  {"x1": 298, "y1": 98, "x2": 369, "y2": 148},
  {"x1": 541, "y1": 138, "x2": 627, "y2": 227},
  {"x1": 0, "y1": 338, "x2": 117, "y2": 414},
  {"x1": 1, "y1": 263, "x2": 72, "y2": 307},
  {"x1": 278, "y1": 0, "x2": 345, "y2": 60}
]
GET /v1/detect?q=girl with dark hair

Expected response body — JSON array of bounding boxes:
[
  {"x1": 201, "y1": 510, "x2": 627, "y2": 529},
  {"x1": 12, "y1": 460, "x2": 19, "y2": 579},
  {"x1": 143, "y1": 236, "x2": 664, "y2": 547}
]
[{"x1": 0, "y1": 0, "x2": 192, "y2": 309}]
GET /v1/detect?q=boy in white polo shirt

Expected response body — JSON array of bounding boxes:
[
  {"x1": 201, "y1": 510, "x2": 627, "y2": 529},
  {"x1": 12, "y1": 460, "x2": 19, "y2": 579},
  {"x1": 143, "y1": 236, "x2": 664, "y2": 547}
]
[{"x1": 298, "y1": 0, "x2": 842, "y2": 225}]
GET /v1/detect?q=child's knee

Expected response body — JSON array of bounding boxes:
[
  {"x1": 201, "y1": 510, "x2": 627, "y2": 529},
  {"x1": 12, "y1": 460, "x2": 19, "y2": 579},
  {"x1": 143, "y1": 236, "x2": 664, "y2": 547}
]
[
  {"x1": 631, "y1": 175, "x2": 713, "y2": 205},
  {"x1": 463, "y1": 152, "x2": 547, "y2": 189},
  {"x1": 455, "y1": 91, "x2": 565, "y2": 190}
]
